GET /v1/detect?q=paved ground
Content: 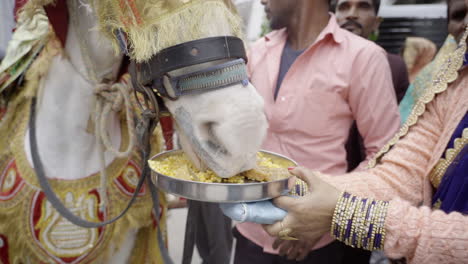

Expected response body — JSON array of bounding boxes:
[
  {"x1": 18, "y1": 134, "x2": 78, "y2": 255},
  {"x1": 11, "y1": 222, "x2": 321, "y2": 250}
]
[{"x1": 167, "y1": 208, "x2": 202, "y2": 264}]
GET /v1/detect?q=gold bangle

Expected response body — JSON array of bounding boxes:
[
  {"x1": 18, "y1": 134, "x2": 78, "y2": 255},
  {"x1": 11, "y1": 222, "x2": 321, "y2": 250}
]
[
  {"x1": 331, "y1": 191, "x2": 346, "y2": 237},
  {"x1": 356, "y1": 198, "x2": 370, "y2": 248}
]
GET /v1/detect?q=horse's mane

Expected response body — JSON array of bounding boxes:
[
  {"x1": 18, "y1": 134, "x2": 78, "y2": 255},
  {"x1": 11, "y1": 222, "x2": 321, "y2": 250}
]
[{"x1": 93, "y1": 0, "x2": 244, "y2": 62}]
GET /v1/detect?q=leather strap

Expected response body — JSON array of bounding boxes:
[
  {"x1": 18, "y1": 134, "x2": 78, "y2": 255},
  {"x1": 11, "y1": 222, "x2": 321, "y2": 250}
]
[
  {"x1": 132, "y1": 36, "x2": 246, "y2": 86},
  {"x1": 130, "y1": 37, "x2": 248, "y2": 103},
  {"x1": 182, "y1": 200, "x2": 197, "y2": 264},
  {"x1": 143, "y1": 125, "x2": 174, "y2": 264}
]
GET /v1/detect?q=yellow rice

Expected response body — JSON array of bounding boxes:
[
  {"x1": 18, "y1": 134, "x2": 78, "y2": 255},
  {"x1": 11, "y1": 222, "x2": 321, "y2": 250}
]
[{"x1": 148, "y1": 152, "x2": 286, "y2": 183}]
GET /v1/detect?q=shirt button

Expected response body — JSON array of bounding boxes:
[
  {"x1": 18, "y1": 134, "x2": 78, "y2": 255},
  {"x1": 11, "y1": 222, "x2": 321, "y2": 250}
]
[{"x1": 281, "y1": 97, "x2": 286, "y2": 102}]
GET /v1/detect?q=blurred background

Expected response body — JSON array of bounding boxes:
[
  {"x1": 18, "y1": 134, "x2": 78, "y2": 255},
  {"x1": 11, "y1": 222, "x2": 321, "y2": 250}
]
[
  {"x1": 0, "y1": 1, "x2": 448, "y2": 60},
  {"x1": 233, "y1": 0, "x2": 447, "y2": 54}
]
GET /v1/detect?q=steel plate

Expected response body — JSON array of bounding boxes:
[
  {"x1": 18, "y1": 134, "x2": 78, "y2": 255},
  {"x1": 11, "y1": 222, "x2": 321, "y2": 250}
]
[{"x1": 150, "y1": 149, "x2": 297, "y2": 203}]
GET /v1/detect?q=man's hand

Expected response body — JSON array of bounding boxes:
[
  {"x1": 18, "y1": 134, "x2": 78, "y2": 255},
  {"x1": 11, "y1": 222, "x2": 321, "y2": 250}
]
[{"x1": 273, "y1": 238, "x2": 316, "y2": 261}]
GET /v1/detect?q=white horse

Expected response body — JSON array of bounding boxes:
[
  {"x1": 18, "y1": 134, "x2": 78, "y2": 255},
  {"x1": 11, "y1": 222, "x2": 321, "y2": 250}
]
[{"x1": 0, "y1": 0, "x2": 267, "y2": 263}]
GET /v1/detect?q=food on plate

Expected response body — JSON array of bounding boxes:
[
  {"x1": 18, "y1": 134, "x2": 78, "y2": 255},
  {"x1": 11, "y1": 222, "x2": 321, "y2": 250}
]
[{"x1": 148, "y1": 152, "x2": 291, "y2": 183}]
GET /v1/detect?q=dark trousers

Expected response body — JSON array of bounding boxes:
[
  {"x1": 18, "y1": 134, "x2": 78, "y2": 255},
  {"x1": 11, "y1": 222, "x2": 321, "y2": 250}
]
[
  {"x1": 183, "y1": 201, "x2": 233, "y2": 264},
  {"x1": 233, "y1": 227, "x2": 370, "y2": 264}
]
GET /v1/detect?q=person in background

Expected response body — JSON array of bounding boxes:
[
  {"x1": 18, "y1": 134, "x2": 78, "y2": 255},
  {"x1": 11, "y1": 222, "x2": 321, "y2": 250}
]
[
  {"x1": 264, "y1": 12, "x2": 468, "y2": 263},
  {"x1": 334, "y1": 0, "x2": 409, "y2": 103},
  {"x1": 231, "y1": 0, "x2": 400, "y2": 263},
  {"x1": 402, "y1": 37, "x2": 437, "y2": 83},
  {"x1": 262, "y1": 2, "x2": 468, "y2": 263},
  {"x1": 334, "y1": 0, "x2": 410, "y2": 174}
]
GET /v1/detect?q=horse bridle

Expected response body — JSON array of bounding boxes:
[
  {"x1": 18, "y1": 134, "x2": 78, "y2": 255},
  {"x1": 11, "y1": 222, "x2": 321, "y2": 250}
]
[
  {"x1": 129, "y1": 36, "x2": 248, "y2": 119},
  {"x1": 29, "y1": 36, "x2": 248, "y2": 262}
]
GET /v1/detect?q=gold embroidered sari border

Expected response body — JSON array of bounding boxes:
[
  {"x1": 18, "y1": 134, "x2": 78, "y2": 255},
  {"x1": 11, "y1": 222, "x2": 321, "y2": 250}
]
[
  {"x1": 368, "y1": 27, "x2": 468, "y2": 169},
  {"x1": 429, "y1": 128, "x2": 468, "y2": 188}
]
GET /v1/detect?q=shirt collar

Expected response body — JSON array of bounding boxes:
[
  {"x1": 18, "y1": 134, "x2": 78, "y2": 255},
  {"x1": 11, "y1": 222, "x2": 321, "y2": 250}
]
[
  {"x1": 317, "y1": 13, "x2": 345, "y2": 44},
  {"x1": 264, "y1": 13, "x2": 345, "y2": 46}
]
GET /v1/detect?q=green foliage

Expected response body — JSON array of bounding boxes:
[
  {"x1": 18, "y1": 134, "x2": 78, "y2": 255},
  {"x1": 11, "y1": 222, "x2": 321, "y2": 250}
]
[{"x1": 260, "y1": 18, "x2": 272, "y2": 37}]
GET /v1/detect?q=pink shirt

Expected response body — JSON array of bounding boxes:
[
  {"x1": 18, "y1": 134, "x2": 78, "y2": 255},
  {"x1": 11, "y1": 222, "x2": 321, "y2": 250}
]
[{"x1": 237, "y1": 15, "x2": 400, "y2": 254}]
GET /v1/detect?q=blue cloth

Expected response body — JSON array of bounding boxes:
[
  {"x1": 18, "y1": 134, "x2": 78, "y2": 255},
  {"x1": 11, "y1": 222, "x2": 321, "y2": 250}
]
[
  {"x1": 219, "y1": 200, "x2": 287, "y2": 224},
  {"x1": 399, "y1": 83, "x2": 417, "y2": 123},
  {"x1": 432, "y1": 112, "x2": 468, "y2": 214}
]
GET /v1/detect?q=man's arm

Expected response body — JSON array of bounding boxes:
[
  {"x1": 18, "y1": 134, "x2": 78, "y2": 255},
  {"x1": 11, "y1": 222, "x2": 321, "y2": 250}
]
[{"x1": 349, "y1": 45, "x2": 401, "y2": 169}]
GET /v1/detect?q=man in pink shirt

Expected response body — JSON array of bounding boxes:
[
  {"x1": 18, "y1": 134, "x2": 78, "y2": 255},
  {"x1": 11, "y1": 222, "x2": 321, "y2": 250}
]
[{"x1": 233, "y1": 0, "x2": 400, "y2": 263}]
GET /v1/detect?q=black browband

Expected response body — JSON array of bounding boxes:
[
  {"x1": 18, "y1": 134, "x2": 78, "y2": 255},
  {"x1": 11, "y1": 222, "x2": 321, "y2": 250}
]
[{"x1": 130, "y1": 36, "x2": 247, "y2": 89}]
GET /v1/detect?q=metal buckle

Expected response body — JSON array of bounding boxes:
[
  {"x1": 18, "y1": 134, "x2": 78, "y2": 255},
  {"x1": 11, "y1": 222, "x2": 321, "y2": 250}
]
[{"x1": 161, "y1": 74, "x2": 179, "y2": 100}]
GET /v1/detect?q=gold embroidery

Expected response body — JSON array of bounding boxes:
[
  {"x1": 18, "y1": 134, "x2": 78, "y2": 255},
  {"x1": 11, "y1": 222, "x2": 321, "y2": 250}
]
[
  {"x1": 429, "y1": 128, "x2": 468, "y2": 188},
  {"x1": 411, "y1": 36, "x2": 457, "y2": 107},
  {"x1": 34, "y1": 192, "x2": 101, "y2": 258},
  {"x1": 368, "y1": 27, "x2": 468, "y2": 168},
  {"x1": 11, "y1": 98, "x2": 130, "y2": 192},
  {"x1": 0, "y1": 32, "x2": 167, "y2": 264}
]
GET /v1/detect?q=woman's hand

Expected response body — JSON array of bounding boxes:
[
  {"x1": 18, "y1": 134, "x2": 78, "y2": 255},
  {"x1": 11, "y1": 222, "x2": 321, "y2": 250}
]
[{"x1": 263, "y1": 167, "x2": 341, "y2": 245}]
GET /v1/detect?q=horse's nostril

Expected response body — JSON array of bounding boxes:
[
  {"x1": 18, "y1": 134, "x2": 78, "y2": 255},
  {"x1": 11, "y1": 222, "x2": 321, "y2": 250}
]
[
  {"x1": 199, "y1": 121, "x2": 215, "y2": 139},
  {"x1": 206, "y1": 140, "x2": 228, "y2": 155},
  {"x1": 200, "y1": 121, "x2": 228, "y2": 156}
]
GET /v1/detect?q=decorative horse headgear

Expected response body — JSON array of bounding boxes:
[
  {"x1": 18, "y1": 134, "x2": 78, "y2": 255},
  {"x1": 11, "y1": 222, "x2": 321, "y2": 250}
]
[{"x1": 6, "y1": 0, "x2": 251, "y2": 230}]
